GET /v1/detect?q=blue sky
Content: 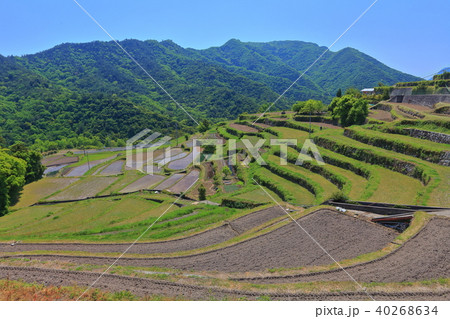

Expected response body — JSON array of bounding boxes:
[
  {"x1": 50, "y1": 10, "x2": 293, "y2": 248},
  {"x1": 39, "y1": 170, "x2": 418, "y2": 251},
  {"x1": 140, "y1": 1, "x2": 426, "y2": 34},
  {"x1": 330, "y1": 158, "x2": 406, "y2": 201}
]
[{"x1": 0, "y1": 0, "x2": 448, "y2": 77}]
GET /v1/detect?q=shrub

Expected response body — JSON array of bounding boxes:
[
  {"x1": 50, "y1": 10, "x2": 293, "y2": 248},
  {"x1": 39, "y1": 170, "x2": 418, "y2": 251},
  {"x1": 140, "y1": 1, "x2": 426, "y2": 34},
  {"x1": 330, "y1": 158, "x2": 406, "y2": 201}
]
[
  {"x1": 198, "y1": 184, "x2": 206, "y2": 200},
  {"x1": 329, "y1": 191, "x2": 349, "y2": 202}
]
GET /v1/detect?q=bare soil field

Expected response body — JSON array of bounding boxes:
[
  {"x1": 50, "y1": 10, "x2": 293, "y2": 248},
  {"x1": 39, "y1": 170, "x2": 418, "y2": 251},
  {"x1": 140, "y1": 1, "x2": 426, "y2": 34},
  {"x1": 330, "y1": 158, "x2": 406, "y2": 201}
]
[
  {"x1": 3, "y1": 210, "x2": 397, "y2": 272},
  {"x1": 46, "y1": 177, "x2": 118, "y2": 201},
  {"x1": 168, "y1": 170, "x2": 199, "y2": 194},
  {"x1": 369, "y1": 110, "x2": 393, "y2": 122},
  {"x1": 154, "y1": 174, "x2": 185, "y2": 191},
  {"x1": 242, "y1": 217, "x2": 450, "y2": 284},
  {"x1": 0, "y1": 266, "x2": 447, "y2": 300},
  {"x1": 0, "y1": 207, "x2": 285, "y2": 254},
  {"x1": 229, "y1": 123, "x2": 259, "y2": 133},
  {"x1": 42, "y1": 155, "x2": 78, "y2": 167},
  {"x1": 391, "y1": 102, "x2": 433, "y2": 112},
  {"x1": 254, "y1": 123, "x2": 272, "y2": 129},
  {"x1": 119, "y1": 175, "x2": 166, "y2": 193}
]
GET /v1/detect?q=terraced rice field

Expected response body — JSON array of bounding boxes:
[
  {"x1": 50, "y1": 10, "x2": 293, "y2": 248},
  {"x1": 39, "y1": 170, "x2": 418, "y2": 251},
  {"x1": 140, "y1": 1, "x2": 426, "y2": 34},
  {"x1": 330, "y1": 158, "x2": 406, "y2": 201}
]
[
  {"x1": 41, "y1": 155, "x2": 78, "y2": 167},
  {"x1": 119, "y1": 175, "x2": 166, "y2": 193},
  {"x1": 369, "y1": 109, "x2": 393, "y2": 122},
  {"x1": 168, "y1": 170, "x2": 200, "y2": 194},
  {"x1": 0, "y1": 196, "x2": 168, "y2": 239},
  {"x1": 368, "y1": 167, "x2": 423, "y2": 204},
  {"x1": 64, "y1": 156, "x2": 116, "y2": 177},
  {"x1": 154, "y1": 174, "x2": 185, "y2": 191},
  {"x1": 259, "y1": 168, "x2": 315, "y2": 205},
  {"x1": 0, "y1": 207, "x2": 284, "y2": 253},
  {"x1": 1, "y1": 210, "x2": 397, "y2": 272},
  {"x1": 46, "y1": 176, "x2": 118, "y2": 201},
  {"x1": 167, "y1": 152, "x2": 193, "y2": 170},
  {"x1": 229, "y1": 123, "x2": 259, "y2": 133},
  {"x1": 12, "y1": 178, "x2": 79, "y2": 209},
  {"x1": 96, "y1": 160, "x2": 124, "y2": 176},
  {"x1": 268, "y1": 154, "x2": 339, "y2": 201},
  {"x1": 156, "y1": 152, "x2": 188, "y2": 166}
]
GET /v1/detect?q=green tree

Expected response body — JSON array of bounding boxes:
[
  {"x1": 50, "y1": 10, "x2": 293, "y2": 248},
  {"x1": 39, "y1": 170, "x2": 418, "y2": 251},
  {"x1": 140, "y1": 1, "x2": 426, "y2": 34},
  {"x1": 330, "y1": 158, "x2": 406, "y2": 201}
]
[
  {"x1": 198, "y1": 119, "x2": 210, "y2": 133},
  {"x1": 0, "y1": 150, "x2": 27, "y2": 215},
  {"x1": 222, "y1": 165, "x2": 232, "y2": 178},
  {"x1": 336, "y1": 88, "x2": 342, "y2": 97},
  {"x1": 344, "y1": 87, "x2": 362, "y2": 98},
  {"x1": 198, "y1": 184, "x2": 206, "y2": 200},
  {"x1": 330, "y1": 96, "x2": 369, "y2": 127},
  {"x1": 292, "y1": 99, "x2": 325, "y2": 114},
  {"x1": 10, "y1": 142, "x2": 45, "y2": 183}
]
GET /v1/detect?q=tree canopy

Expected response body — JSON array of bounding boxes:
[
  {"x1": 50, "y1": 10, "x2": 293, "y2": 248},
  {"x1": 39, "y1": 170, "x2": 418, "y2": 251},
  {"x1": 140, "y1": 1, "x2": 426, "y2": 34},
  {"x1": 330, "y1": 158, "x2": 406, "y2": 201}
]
[
  {"x1": 329, "y1": 95, "x2": 369, "y2": 127},
  {"x1": 292, "y1": 99, "x2": 326, "y2": 114},
  {"x1": 0, "y1": 150, "x2": 27, "y2": 216}
]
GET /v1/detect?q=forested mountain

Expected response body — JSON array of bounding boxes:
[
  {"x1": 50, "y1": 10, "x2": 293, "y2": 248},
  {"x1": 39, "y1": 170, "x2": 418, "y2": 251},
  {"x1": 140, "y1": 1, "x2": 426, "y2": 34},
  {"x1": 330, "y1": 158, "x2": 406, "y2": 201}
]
[
  {"x1": 0, "y1": 54, "x2": 184, "y2": 148},
  {"x1": 194, "y1": 40, "x2": 421, "y2": 95},
  {"x1": 0, "y1": 39, "x2": 421, "y2": 149}
]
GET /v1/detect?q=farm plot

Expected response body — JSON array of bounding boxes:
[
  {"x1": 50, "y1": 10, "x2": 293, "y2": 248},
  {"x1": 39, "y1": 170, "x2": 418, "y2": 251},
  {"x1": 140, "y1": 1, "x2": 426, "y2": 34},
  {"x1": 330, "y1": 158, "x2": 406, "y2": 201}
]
[
  {"x1": 168, "y1": 170, "x2": 200, "y2": 194},
  {"x1": 96, "y1": 160, "x2": 124, "y2": 176},
  {"x1": 154, "y1": 174, "x2": 185, "y2": 191},
  {"x1": 0, "y1": 206, "x2": 285, "y2": 253},
  {"x1": 46, "y1": 177, "x2": 118, "y2": 201},
  {"x1": 0, "y1": 196, "x2": 162, "y2": 238},
  {"x1": 251, "y1": 217, "x2": 450, "y2": 284},
  {"x1": 43, "y1": 164, "x2": 68, "y2": 176},
  {"x1": 64, "y1": 156, "x2": 116, "y2": 177},
  {"x1": 119, "y1": 175, "x2": 166, "y2": 193},
  {"x1": 13, "y1": 210, "x2": 397, "y2": 272},
  {"x1": 229, "y1": 123, "x2": 259, "y2": 133},
  {"x1": 369, "y1": 109, "x2": 393, "y2": 122},
  {"x1": 12, "y1": 178, "x2": 79, "y2": 209},
  {"x1": 41, "y1": 155, "x2": 78, "y2": 167},
  {"x1": 254, "y1": 122, "x2": 272, "y2": 129},
  {"x1": 155, "y1": 152, "x2": 188, "y2": 166},
  {"x1": 167, "y1": 152, "x2": 193, "y2": 170}
]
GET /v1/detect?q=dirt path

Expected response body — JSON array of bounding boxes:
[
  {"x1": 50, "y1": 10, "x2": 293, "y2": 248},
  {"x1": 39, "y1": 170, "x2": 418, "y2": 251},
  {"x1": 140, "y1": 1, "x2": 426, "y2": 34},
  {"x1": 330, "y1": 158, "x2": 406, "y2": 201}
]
[
  {"x1": 237, "y1": 217, "x2": 450, "y2": 284},
  {"x1": 1, "y1": 210, "x2": 396, "y2": 272},
  {"x1": 0, "y1": 266, "x2": 447, "y2": 300},
  {"x1": 0, "y1": 207, "x2": 285, "y2": 254}
]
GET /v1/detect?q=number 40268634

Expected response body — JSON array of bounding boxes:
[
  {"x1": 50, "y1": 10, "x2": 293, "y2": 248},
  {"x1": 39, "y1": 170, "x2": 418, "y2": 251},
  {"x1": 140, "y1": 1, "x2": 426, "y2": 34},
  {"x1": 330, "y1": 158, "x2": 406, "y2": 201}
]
[{"x1": 376, "y1": 305, "x2": 438, "y2": 316}]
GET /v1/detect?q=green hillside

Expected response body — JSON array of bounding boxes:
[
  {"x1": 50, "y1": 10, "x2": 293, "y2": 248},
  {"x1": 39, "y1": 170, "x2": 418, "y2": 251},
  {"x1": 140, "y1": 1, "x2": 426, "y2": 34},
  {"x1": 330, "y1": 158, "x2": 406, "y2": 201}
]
[{"x1": 1, "y1": 39, "x2": 421, "y2": 150}]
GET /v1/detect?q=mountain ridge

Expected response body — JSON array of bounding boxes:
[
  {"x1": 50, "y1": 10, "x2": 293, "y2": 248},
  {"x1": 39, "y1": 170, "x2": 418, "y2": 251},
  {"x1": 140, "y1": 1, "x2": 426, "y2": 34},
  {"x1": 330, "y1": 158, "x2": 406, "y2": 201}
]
[{"x1": 0, "y1": 38, "x2": 422, "y2": 148}]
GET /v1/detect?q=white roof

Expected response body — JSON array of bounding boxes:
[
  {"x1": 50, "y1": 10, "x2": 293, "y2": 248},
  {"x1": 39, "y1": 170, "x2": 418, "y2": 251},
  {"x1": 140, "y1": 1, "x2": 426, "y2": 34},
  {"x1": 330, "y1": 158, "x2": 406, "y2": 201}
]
[{"x1": 361, "y1": 88, "x2": 375, "y2": 92}]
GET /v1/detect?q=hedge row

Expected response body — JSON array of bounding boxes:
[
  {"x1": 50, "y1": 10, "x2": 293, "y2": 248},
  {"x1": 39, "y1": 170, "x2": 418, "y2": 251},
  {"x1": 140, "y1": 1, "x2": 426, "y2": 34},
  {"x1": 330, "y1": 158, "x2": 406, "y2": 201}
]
[
  {"x1": 262, "y1": 127, "x2": 281, "y2": 137},
  {"x1": 397, "y1": 106, "x2": 425, "y2": 119},
  {"x1": 396, "y1": 79, "x2": 450, "y2": 88},
  {"x1": 218, "y1": 127, "x2": 238, "y2": 141},
  {"x1": 290, "y1": 144, "x2": 371, "y2": 179},
  {"x1": 252, "y1": 171, "x2": 293, "y2": 202},
  {"x1": 258, "y1": 118, "x2": 315, "y2": 133},
  {"x1": 226, "y1": 125, "x2": 265, "y2": 139},
  {"x1": 221, "y1": 197, "x2": 263, "y2": 209},
  {"x1": 397, "y1": 119, "x2": 450, "y2": 130},
  {"x1": 314, "y1": 136, "x2": 431, "y2": 184},
  {"x1": 344, "y1": 128, "x2": 445, "y2": 164},
  {"x1": 273, "y1": 149, "x2": 346, "y2": 190},
  {"x1": 293, "y1": 115, "x2": 337, "y2": 125},
  {"x1": 264, "y1": 158, "x2": 319, "y2": 197}
]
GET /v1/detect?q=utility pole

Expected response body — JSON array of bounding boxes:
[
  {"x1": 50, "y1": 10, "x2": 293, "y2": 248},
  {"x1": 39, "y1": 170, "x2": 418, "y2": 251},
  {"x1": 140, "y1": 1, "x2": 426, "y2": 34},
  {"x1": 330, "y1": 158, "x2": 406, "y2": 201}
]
[
  {"x1": 175, "y1": 122, "x2": 179, "y2": 146},
  {"x1": 84, "y1": 146, "x2": 91, "y2": 170},
  {"x1": 309, "y1": 106, "x2": 312, "y2": 139}
]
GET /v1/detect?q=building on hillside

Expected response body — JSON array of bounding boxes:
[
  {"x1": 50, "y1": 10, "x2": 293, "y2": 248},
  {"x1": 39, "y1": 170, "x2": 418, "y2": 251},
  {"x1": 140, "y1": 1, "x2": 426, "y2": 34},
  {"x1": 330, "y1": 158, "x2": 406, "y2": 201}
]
[{"x1": 361, "y1": 88, "x2": 375, "y2": 95}]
